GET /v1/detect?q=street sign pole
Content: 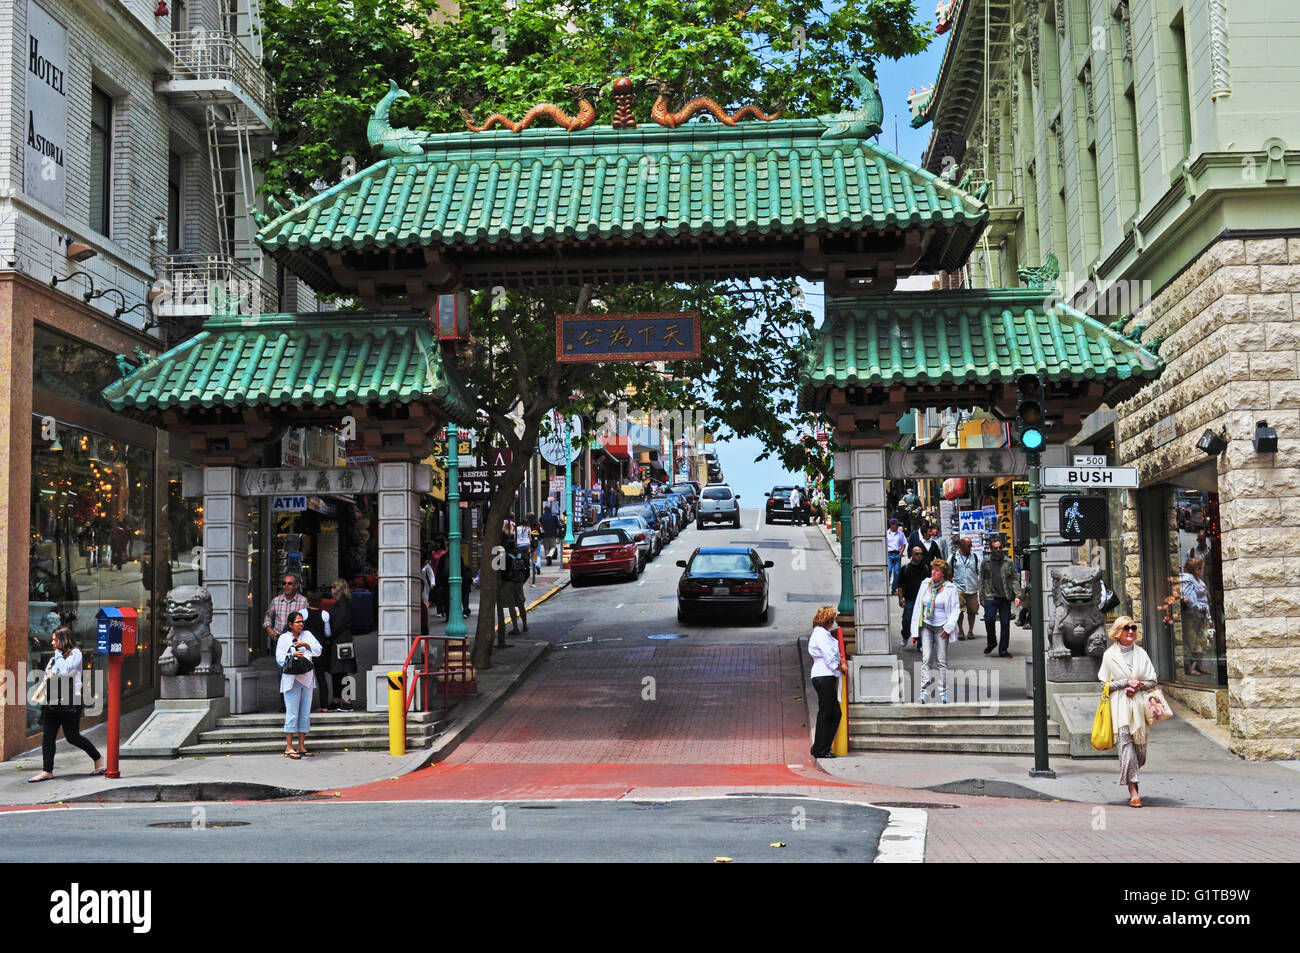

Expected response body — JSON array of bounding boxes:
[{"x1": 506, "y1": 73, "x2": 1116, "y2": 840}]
[
  {"x1": 1027, "y1": 451, "x2": 1055, "y2": 779},
  {"x1": 445, "y1": 422, "x2": 467, "y2": 639}
]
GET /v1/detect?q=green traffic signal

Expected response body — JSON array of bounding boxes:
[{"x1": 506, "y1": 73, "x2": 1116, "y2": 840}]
[
  {"x1": 1020, "y1": 426, "x2": 1045, "y2": 451},
  {"x1": 1016, "y1": 374, "x2": 1045, "y2": 451}
]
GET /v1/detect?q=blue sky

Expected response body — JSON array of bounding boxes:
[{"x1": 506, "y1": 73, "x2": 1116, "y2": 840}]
[{"x1": 713, "y1": 27, "x2": 948, "y2": 502}]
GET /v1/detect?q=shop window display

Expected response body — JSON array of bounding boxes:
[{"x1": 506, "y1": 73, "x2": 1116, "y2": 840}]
[{"x1": 29, "y1": 420, "x2": 155, "y2": 732}]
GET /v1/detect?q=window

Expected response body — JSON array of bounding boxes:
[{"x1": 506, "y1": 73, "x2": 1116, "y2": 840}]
[
  {"x1": 167, "y1": 151, "x2": 183, "y2": 253},
  {"x1": 1171, "y1": 17, "x2": 1194, "y2": 160},
  {"x1": 1124, "y1": 86, "x2": 1141, "y2": 214},
  {"x1": 89, "y1": 87, "x2": 112, "y2": 235}
]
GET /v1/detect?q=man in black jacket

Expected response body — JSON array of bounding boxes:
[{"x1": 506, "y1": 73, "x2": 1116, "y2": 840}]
[
  {"x1": 893, "y1": 545, "x2": 931, "y2": 650},
  {"x1": 540, "y1": 509, "x2": 562, "y2": 565}
]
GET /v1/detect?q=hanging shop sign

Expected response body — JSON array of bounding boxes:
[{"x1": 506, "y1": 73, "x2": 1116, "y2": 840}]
[
  {"x1": 539, "y1": 411, "x2": 582, "y2": 466},
  {"x1": 24, "y1": 1, "x2": 68, "y2": 212},
  {"x1": 556, "y1": 312, "x2": 702, "y2": 363},
  {"x1": 273, "y1": 495, "x2": 308, "y2": 512},
  {"x1": 458, "y1": 468, "x2": 496, "y2": 500}
]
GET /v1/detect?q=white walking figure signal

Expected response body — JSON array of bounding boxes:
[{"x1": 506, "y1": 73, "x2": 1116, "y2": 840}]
[{"x1": 1064, "y1": 501, "x2": 1083, "y2": 536}]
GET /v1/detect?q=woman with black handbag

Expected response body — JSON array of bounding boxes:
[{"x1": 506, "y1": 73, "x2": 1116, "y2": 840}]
[
  {"x1": 28, "y1": 626, "x2": 103, "y2": 783},
  {"x1": 329, "y1": 578, "x2": 357, "y2": 711},
  {"x1": 276, "y1": 612, "x2": 322, "y2": 759}
]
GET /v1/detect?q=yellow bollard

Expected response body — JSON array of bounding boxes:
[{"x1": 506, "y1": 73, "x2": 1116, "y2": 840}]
[
  {"x1": 832, "y1": 672, "x2": 850, "y2": 756},
  {"x1": 387, "y1": 671, "x2": 406, "y2": 756}
]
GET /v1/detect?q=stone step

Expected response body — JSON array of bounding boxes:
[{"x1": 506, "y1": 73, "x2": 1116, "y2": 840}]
[
  {"x1": 198, "y1": 722, "x2": 443, "y2": 743},
  {"x1": 852, "y1": 718, "x2": 1060, "y2": 738},
  {"x1": 178, "y1": 735, "x2": 438, "y2": 756},
  {"x1": 848, "y1": 736, "x2": 1072, "y2": 756},
  {"x1": 214, "y1": 711, "x2": 445, "y2": 729},
  {"x1": 848, "y1": 701, "x2": 1035, "y2": 719}
]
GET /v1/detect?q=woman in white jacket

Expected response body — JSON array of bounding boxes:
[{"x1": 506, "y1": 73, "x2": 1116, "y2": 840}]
[
  {"x1": 911, "y1": 559, "x2": 961, "y2": 704},
  {"x1": 1097, "y1": 616, "x2": 1158, "y2": 807}
]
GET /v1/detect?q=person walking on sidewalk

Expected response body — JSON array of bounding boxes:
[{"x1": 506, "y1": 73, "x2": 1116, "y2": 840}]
[
  {"x1": 894, "y1": 545, "x2": 930, "y2": 650},
  {"x1": 1179, "y1": 557, "x2": 1211, "y2": 676},
  {"x1": 789, "y1": 485, "x2": 804, "y2": 525},
  {"x1": 886, "y1": 518, "x2": 907, "y2": 592},
  {"x1": 911, "y1": 559, "x2": 960, "y2": 704},
  {"x1": 540, "y1": 509, "x2": 562, "y2": 565},
  {"x1": 950, "y1": 538, "x2": 980, "y2": 640},
  {"x1": 276, "y1": 612, "x2": 322, "y2": 759},
  {"x1": 28, "y1": 626, "x2": 103, "y2": 783},
  {"x1": 1098, "y1": 616, "x2": 1159, "y2": 807},
  {"x1": 979, "y1": 538, "x2": 1021, "y2": 658},
  {"x1": 808, "y1": 606, "x2": 848, "y2": 758}
]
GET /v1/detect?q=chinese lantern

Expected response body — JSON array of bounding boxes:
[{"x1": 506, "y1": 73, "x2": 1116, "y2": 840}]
[{"x1": 942, "y1": 477, "x2": 966, "y2": 500}]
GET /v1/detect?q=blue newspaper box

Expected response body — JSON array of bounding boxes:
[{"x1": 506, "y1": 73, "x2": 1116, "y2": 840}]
[{"x1": 95, "y1": 607, "x2": 139, "y2": 657}]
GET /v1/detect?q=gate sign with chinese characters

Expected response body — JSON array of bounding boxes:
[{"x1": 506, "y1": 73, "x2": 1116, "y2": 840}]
[
  {"x1": 885, "y1": 449, "x2": 1028, "y2": 480},
  {"x1": 181, "y1": 464, "x2": 433, "y2": 498},
  {"x1": 556, "y1": 312, "x2": 701, "y2": 363}
]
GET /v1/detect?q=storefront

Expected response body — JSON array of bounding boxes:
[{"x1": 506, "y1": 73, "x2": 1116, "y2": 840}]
[{"x1": 1136, "y1": 462, "x2": 1226, "y2": 692}]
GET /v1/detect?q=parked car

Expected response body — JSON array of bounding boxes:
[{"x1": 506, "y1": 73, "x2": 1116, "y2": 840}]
[
  {"x1": 659, "y1": 492, "x2": 690, "y2": 528},
  {"x1": 676, "y1": 546, "x2": 773, "y2": 623},
  {"x1": 664, "y1": 485, "x2": 698, "y2": 520},
  {"x1": 595, "y1": 515, "x2": 653, "y2": 570},
  {"x1": 648, "y1": 498, "x2": 679, "y2": 538},
  {"x1": 764, "y1": 485, "x2": 800, "y2": 524},
  {"x1": 570, "y1": 529, "x2": 640, "y2": 586},
  {"x1": 618, "y1": 502, "x2": 670, "y2": 552},
  {"x1": 697, "y1": 483, "x2": 741, "y2": 529}
]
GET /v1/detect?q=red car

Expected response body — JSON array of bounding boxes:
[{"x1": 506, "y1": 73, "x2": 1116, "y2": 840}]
[{"x1": 569, "y1": 529, "x2": 640, "y2": 586}]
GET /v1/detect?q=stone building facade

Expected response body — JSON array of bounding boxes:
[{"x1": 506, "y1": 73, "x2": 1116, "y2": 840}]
[
  {"x1": 914, "y1": 0, "x2": 1300, "y2": 757},
  {"x1": 1117, "y1": 234, "x2": 1300, "y2": 758}
]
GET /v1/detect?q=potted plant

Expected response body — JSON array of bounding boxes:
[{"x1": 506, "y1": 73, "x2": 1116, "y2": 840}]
[{"x1": 827, "y1": 500, "x2": 843, "y2": 540}]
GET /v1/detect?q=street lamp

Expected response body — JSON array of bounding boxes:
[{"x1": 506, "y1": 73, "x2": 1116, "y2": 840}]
[{"x1": 445, "y1": 422, "x2": 467, "y2": 638}]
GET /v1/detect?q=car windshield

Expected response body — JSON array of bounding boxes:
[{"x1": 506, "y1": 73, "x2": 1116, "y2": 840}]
[
  {"x1": 689, "y1": 553, "x2": 756, "y2": 574},
  {"x1": 580, "y1": 533, "x2": 626, "y2": 547},
  {"x1": 703, "y1": 487, "x2": 732, "y2": 500}
]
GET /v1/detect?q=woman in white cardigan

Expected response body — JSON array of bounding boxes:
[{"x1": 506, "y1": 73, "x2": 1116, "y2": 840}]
[
  {"x1": 1097, "y1": 616, "x2": 1158, "y2": 807},
  {"x1": 911, "y1": 558, "x2": 961, "y2": 704}
]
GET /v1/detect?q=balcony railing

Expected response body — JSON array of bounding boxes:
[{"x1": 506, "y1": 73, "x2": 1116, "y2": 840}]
[
  {"x1": 161, "y1": 31, "x2": 273, "y2": 122},
  {"x1": 153, "y1": 253, "x2": 277, "y2": 319}
]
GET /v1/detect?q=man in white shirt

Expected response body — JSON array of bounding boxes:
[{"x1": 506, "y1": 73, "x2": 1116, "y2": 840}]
[
  {"x1": 886, "y1": 518, "x2": 907, "y2": 591},
  {"x1": 789, "y1": 486, "x2": 804, "y2": 525}
]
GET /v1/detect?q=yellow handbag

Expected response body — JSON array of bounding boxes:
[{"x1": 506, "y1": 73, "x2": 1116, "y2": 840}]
[{"x1": 1091, "y1": 683, "x2": 1114, "y2": 751}]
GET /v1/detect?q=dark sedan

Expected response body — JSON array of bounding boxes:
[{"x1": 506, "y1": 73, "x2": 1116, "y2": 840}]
[{"x1": 676, "y1": 546, "x2": 773, "y2": 624}]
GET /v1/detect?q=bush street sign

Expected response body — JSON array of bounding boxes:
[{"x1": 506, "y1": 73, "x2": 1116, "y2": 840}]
[{"x1": 1041, "y1": 466, "x2": 1139, "y2": 489}]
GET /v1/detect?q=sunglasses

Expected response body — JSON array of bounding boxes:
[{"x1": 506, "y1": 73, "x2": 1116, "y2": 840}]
[{"x1": 1122, "y1": 624, "x2": 1138, "y2": 632}]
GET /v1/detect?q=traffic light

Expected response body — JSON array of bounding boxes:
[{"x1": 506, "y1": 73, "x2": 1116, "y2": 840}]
[
  {"x1": 1013, "y1": 503, "x2": 1031, "y2": 551},
  {"x1": 1016, "y1": 373, "x2": 1046, "y2": 452},
  {"x1": 1059, "y1": 494, "x2": 1109, "y2": 541}
]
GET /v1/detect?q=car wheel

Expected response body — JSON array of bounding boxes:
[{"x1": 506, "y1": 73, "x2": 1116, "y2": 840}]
[
  {"x1": 733, "y1": 517, "x2": 741, "y2": 528},
  {"x1": 696, "y1": 520, "x2": 704, "y2": 531},
  {"x1": 677, "y1": 606, "x2": 691, "y2": 624},
  {"x1": 755, "y1": 604, "x2": 769, "y2": 624},
  {"x1": 570, "y1": 575, "x2": 584, "y2": 588}
]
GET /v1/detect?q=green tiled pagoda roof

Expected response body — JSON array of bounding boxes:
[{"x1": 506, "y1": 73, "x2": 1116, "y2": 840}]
[
  {"x1": 910, "y1": 0, "x2": 976, "y2": 130},
  {"x1": 256, "y1": 119, "x2": 989, "y2": 291},
  {"x1": 102, "y1": 311, "x2": 475, "y2": 424},
  {"x1": 799, "y1": 287, "x2": 1164, "y2": 409}
]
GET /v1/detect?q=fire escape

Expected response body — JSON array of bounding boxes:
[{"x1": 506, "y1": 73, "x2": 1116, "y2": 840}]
[{"x1": 154, "y1": 0, "x2": 276, "y2": 340}]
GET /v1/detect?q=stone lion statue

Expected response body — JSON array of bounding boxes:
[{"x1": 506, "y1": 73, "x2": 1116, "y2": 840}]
[
  {"x1": 159, "y1": 586, "x2": 222, "y2": 676},
  {"x1": 1047, "y1": 565, "x2": 1109, "y2": 659}
]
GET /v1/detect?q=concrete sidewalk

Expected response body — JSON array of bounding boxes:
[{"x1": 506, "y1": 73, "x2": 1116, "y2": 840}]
[
  {"x1": 807, "y1": 525, "x2": 1300, "y2": 810},
  {"x1": 1, "y1": 613, "x2": 559, "y2": 807}
]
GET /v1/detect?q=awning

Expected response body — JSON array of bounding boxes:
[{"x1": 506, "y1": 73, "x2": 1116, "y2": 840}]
[{"x1": 600, "y1": 435, "x2": 632, "y2": 460}]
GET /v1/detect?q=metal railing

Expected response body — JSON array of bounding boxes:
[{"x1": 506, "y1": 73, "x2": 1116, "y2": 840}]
[
  {"x1": 152, "y1": 253, "x2": 277, "y2": 317},
  {"x1": 163, "y1": 30, "x2": 273, "y2": 121},
  {"x1": 401, "y1": 635, "x2": 476, "y2": 715}
]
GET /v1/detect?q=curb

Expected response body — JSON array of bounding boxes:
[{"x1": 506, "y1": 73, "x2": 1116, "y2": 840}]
[
  {"x1": 817, "y1": 523, "x2": 838, "y2": 556},
  {"x1": 64, "y1": 782, "x2": 312, "y2": 804}
]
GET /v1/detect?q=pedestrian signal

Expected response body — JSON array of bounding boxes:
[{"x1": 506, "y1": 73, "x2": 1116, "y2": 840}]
[
  {"x1": 1013, "y1": 504, "x2": 1031, "y2": 551},
  {"x1": 1016, "y1": 374, "x2": 1045, "y2": 452},
  {"x1": 1059, "y1": 494, "x2": 1108, "y2": 541}
]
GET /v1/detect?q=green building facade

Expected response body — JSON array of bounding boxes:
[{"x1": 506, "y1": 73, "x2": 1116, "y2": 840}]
[{"x1": 915, "y1": 0, "x2": 1300, "y2": 758}]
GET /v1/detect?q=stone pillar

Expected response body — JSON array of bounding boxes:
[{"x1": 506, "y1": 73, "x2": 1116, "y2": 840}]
[
  {"x1": 203, "y1": 466, "x2": 259, "y2": 713},
  {"x1": 367, "y1": 462, "x2": 425, "y2": 711},
  {"x1": 841, "y1": 449, "x2": 896, "y2": 702}
]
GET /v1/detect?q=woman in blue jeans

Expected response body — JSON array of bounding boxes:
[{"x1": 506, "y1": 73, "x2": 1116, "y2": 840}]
[{"x1": 276, "y1": 612, "x2": 322, "y2": 759}]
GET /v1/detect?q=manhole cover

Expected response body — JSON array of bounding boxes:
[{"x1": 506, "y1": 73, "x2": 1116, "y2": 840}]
[
  {"x1": 871, "y1": 801, "x2": 962, "y2": 810},
  {"x1": 647, "y1": 633, "x2": 680, "y2": 640},
  {"x1": 147, "y1": 820, "x2": 251, "y2": 828}
]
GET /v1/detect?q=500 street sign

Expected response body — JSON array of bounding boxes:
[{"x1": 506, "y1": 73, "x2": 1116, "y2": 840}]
[{"x1": 1041, "y1": 466, "x2": 1138, "y2": 489}]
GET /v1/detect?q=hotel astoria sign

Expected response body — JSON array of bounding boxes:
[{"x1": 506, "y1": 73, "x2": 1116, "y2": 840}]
[{"x1": 24, "y1": 0, "x2": 67, "y2": 212}]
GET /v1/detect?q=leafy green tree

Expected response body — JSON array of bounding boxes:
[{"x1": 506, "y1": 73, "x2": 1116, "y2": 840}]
[{"x1": 260, "y1": 0, "x2": 931, "y2": 667}]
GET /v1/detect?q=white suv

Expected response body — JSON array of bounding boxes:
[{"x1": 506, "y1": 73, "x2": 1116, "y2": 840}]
[{"x1": 697, "y1": 484, "x2": 741, "y2": 529}]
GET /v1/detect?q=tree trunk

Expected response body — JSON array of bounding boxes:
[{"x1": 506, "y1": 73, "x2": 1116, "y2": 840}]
[{"x1": 470, "y1": 420, "x2": 541, "y2": 669}]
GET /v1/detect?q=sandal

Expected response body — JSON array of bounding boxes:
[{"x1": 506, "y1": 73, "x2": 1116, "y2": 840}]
[
  {"x1": 298, "y1": 750, "x2": 315, "y2": 758},
  {"x1": 90, "y1": 767, "x2": 106, "y2": 776},
  {"x1": 284, "y1": 751, "x2": 301, "y2": 760},
  {"x1": 28, "y1": 773, "x2": 53, "y2": 783},
  {"x1": 1129, "y1": 796, "x2": 1142, "y2": 808}
]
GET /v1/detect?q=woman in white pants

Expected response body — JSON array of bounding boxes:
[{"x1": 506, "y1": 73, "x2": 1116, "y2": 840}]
[{"x1": 911, "y1": 558, "x2": 960, "y2": 704}]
